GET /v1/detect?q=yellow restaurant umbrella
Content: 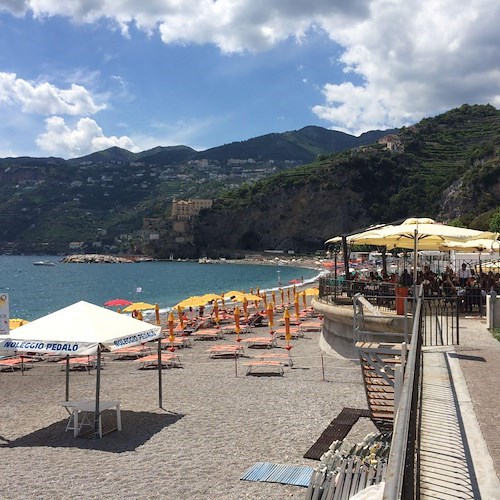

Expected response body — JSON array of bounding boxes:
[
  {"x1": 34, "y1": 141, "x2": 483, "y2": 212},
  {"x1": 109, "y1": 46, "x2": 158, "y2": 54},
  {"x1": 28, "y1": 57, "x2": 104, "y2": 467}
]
[
  {"x1": 122, "y1": 302, "x2": 156, "y2": 313},
  {"x1": 439, "y1": 238, "x2": 500, "y2": 253}
]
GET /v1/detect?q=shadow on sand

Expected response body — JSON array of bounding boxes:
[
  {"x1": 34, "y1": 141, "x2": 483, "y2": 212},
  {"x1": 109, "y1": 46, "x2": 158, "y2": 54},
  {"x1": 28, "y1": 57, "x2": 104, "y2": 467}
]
[{"x1": 0, "y1": 410, "x2": 183, "y2": 453}]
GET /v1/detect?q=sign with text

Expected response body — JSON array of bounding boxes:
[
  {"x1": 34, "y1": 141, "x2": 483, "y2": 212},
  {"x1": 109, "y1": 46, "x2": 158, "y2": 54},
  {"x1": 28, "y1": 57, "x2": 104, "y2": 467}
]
[{"x1": 0, "y1": 293, "x2": 9, "y2": 336}]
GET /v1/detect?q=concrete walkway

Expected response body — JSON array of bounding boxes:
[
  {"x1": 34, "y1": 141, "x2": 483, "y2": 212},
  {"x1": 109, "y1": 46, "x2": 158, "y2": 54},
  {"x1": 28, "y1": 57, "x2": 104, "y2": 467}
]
[{"x1": 420, "y1": 318, "x2": 500, "y2": 499}]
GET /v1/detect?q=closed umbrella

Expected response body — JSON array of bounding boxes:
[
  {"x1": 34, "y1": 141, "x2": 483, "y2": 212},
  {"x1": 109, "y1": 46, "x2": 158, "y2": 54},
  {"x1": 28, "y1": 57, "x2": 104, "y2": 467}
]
[
  {"x1": 294, "y1": 293, "x2": 300, "y2": 322},
  {"x1": 213, "y1": 300, "x2": 219, "y2": 324},
  {"x1": 242, "y1": 296, "x2": 248, "y2": 322},
  {"x1": 177, "y1": 305, "x2": 184, "y2": 329},
  {"x1": 155, "y1": 304, "x2": 160, "y2": 326},
  {"x1": 234, "y1": 306, "x2": 241, "y2": 342},
  {"x1": 267, "y1": 301, "x2": 274, "y2": 339},
  {"x1": 284, "y1": 308, "x2": 291, "y2": 348},
  {"x1": 168, "y1": 311, "x2": 175, "y2": 351},
  {"x1": 302, "y1": 291, "x2": 307, "y2": 307}
]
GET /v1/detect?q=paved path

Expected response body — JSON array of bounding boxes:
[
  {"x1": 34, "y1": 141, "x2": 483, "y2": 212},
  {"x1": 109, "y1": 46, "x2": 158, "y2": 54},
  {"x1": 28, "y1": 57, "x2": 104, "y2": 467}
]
[
  {"x1": 455, "y1": 318, "x2": 500, "y2": 480},
  {"x1": 418, "y1": 317, "x2": 500, "y2": 499}
]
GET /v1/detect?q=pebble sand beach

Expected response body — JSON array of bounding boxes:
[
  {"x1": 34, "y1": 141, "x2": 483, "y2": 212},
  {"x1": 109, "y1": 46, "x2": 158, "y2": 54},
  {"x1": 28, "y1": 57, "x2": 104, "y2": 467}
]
[{"x1": 0, "y1": 323, "x2": 375, "y2": 499}]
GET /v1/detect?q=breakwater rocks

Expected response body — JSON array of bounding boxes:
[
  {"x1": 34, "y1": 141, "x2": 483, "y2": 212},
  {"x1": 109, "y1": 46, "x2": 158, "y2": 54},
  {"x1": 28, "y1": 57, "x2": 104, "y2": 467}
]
[{"x1": 61, "y1": 254, "x2": 137, "y2": 264}]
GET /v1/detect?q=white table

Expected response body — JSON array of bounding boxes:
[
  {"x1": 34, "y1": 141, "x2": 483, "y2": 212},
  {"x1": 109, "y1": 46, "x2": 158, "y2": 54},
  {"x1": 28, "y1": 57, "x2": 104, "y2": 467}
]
[{"x1": 61, "y1": 399, "x2": 122, "y2": 438}]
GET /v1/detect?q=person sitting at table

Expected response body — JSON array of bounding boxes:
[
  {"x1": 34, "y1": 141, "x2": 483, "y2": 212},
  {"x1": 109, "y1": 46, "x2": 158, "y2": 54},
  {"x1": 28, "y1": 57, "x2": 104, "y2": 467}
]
[{"x1": 399, "y1": 269, "x2": 413, "y2": 287}]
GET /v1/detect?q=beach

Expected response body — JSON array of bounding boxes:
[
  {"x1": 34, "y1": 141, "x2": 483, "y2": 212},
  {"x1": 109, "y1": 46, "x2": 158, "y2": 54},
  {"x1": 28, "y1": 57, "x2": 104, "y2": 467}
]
[{"x1": 0, "y1": 319, "x2": 374, "y2": 499}]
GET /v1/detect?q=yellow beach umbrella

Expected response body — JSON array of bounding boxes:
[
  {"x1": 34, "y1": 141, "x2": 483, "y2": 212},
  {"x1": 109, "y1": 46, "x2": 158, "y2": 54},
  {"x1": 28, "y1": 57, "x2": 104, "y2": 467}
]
[
  {"x1": 213, "y1": 300, "x2": 219, "y2": 324},
  {"x1": 284, "y1": 308, "x2": 291, "y2": 347},
  {"x1": 234, "y1": 306, "x2": 241, "y2": 342},
  {"x1": 302, "y1": 290, "x2": 307, "y2": 307},
  {"x1": 267, "y1": 302, "x2": 274, "y2": 338},
  {"x1": 303, "y1": 287, "x2": 319, "y2": 296},
  {"x1": 272, "y1": 291, "x2": 276, "y2": 306},
  {"x1": 243, "y1": 296, "x2": 248, "y2": 321},
  {"x1": 123, "y1": 302, "x2": 156, "y2": 313},
  {"x1": 9, "y1": 318, "x2": 30, "y2": 330},
  {"x1": 280, "y1": 288, "x2": 284, "y2": 304}
]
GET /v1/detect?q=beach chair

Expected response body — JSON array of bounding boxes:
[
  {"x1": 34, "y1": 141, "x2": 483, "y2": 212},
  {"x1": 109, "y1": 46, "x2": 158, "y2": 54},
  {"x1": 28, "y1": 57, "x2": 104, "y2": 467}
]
[
  {"x1": 274, "y1": 326, "x2": 303, "y2": 339},
  {"x1": 253, "y1": 352, "x2": 293, "y2": 367},
  {"x1": 206, "y1": 344, "x2": 245, "y2": 358},
  {"x1": 241, "y1": 336, "x2": 277, "y2": 349},
  {"x1": 136, "y1": 353, "x2": 181, "y2": 369},
  {"x1": 191, "y1": 328, "x2": 223, "y2": 340},
  {"x1": 243, "y1": 360, "x2": 284, "y2": 376},
  {"x1": 57, "y1": 356, "x2": 96, "y2": 371},
  {"x1": 112, "y1": 345, "x2": 153, "y2": 360},
  {"x1": 0, "y1": 356, "x2": 32, "y2": 372},
  {"x1": 160, "y1": 337, "x2": 192, "y2": 349}
]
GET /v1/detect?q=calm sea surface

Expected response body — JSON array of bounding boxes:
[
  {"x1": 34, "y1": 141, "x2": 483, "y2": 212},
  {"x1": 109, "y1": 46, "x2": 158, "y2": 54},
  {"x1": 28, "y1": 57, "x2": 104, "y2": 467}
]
[{"x1": 0, "y1": 256, "x2": 319, "y2": 320}]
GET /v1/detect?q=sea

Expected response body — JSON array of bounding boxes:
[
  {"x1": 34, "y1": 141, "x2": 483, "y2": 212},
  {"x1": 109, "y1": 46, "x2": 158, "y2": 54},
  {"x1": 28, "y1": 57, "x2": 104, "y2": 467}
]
[{"x1": 0, "y1": 255, "x2": 321, "y2": 321}]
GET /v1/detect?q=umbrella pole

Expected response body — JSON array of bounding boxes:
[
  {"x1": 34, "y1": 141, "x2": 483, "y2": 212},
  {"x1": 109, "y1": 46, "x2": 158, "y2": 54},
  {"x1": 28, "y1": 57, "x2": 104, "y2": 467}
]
[
  {"x1": 342, "y1": 236, "x2": 349, "y2": 279},
  {"x1": 157, "y1": 338, "x2": 163, "y2": 409},
  {"x1": 413, "y1": 229, "x2": 418, "y2": 302},
  {"x1": 94, "y1": 345, "x2": 101, "y2": 438},
  {"x1": 65, "y1": 355, "x2": 70, "y2": 401}
]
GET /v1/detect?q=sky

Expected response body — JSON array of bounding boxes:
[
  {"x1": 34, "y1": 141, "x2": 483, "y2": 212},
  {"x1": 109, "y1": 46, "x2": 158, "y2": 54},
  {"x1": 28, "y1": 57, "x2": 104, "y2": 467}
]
[{"x1": 0, "y1": 1, "x2": 499, "y2": 159}]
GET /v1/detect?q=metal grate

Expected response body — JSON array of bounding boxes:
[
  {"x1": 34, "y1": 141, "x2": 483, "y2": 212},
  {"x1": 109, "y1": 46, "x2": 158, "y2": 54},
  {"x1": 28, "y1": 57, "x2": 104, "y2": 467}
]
[
  {"x1": 303, "y1": 407, "x2": 370, "y2": 460},
  {"x1": 240, "y1": 462, "x2": 314, "y2": 487}
]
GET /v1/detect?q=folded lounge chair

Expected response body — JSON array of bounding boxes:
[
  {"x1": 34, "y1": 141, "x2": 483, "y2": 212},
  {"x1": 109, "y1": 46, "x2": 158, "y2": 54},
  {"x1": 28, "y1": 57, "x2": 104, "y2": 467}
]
[{"x1": 136, "y1": 353, "x2": 181, "y2": 369}]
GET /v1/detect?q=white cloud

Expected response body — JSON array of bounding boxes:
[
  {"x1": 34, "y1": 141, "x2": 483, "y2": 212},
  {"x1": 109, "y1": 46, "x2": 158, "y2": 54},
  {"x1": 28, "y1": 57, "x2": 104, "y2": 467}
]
[
  {"x1": 1, "y1": 0, "x2": 499, "y2": 135},
  {"x1": 36, "y1": 116, "x2": 138, "y2": 158},
  {"x1": 0, "y1": 72, "x2": 105, "y2": 116}
]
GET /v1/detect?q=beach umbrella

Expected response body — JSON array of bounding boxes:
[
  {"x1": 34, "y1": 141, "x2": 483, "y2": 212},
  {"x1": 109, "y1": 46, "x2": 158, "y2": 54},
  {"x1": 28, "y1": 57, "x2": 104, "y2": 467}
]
[
  {"x1": 234, "y1": 306, "x2": 241, "y2": 342},
  {"x1": 280, "y1": 288, "x2": 284, "y2": 304},
  {"x1": 243, "y1": 296, "x2": 249, "y2": 322},
  {"x1": 244, "y1": 293, "x2": 262, "y2": 302},
  {"x1": 213, "y1": 300, "x2": 219, "y2": 324},
  {"x1": 303, "y1": 287, "x2": 319, "y2": 296},
  {"x1": 272, "y1": 291, "x2": 276, "y2": 306},
  {"x1": 294, "y1": 294, "x2": 300, "y2": 322},
  {"x1": 155, "y1": 304, "x2": 160, "y2": 326},
  {"x1": 175, "y1": 305, "x2": 185, "y2": 330},
  {"x1": 284, "y1": 308, "x2": 291, "y2": 349},
  {"x1": 168, "y1": 311, "x2": 175, "y2": 351},
  {"x1": 199, "y1": 293, "x2": 223, "y2": 302},
  {"x1": 104, "y1": 298, "x2": 133, "y2": 308},
  {"x1": 123, "y1": 302, "x2": 156, "y2": 313},
  {"x1": 287, "y1": 288, "x2": 291, "y2": 302},
  {"x1": 302, "y1": 291, "x2": 307, "y2": 307},
  {"x1": 9, "y1": 318, "x2": 30, "y2": 330},
  {"x1": 267, "y1": 302, "x2": 274, "y2": 338},
  {"x1": 225, "y1": 290, "x2": 246, "y2": 302},
  {"x1": 439, "y1": 238, "x2": 500, "y2": 253},
  {"x1": 262, "y1": 292, "x2": 267, "y2": 307}
]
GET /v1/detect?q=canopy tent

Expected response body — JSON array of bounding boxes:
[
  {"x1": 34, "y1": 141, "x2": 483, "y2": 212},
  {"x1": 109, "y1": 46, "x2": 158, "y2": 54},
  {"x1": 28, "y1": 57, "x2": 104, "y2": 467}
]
[{"x1": 1, "y1": 301, "x2": 162, "y2": 438}]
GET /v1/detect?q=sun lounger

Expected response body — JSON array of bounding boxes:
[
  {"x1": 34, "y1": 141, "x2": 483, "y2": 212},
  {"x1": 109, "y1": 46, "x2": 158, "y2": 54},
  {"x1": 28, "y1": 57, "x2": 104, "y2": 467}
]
[
  {"x1": 136, "y1": 353, "x2": 181, "y2": 369},
  {"x1": 244, "y1": 360, "x2": 284, "y2": 376},
  {"x1": 253, "y1": 352, "x2": 293, "y2": 367},
  {"x1": 160, "y1": 337, "x2": 192, "y2": 348},
  {"x1": 0, "y1": 356, "x2": 32, "y2": 372},
  {"x1": 206, "y1": 344, "x2": 245, "y2": 358},
  {"x1": 112, "y1": 345, "x2": 153, "y2": 360},
  {"x1": 299, "y1": 319, "x2": 323, "y2": 332},
  {"x1": 277, "y1": 317, "x2": 301, "y2": 326},
  {"x1": 274, "y1": 326, "x2": 303, "y2": 339},
  {"x1": 218, "y1": 323, "x2": 252, "y2": 334},
  {"x1": 57, "y1": 356, "x2": 96, "y2": 371},
  {"x1": 241, "y1": 336, "x2": 277, "y2": 348},
  {"x1": 191, "y1": 328, "x2": 223, "y2": 340}
]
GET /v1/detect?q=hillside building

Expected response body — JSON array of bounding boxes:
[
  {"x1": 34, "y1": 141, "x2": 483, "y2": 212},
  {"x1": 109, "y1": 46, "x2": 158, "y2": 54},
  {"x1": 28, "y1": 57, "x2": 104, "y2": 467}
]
[{"x1": 171, "y1": 198, "x2": 213, "y2": 220}]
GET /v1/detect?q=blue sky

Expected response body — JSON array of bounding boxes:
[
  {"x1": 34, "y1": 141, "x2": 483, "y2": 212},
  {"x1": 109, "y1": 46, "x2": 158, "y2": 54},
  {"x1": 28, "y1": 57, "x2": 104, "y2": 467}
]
[{"x1": 0, "y1": 1, "x2": 498, "y2": 159}]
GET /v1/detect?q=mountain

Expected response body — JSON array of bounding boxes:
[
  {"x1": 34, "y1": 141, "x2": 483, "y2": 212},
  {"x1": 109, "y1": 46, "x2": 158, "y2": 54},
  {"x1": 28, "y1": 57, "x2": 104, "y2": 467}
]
[{"x1": 0, "y1": 105, "x2": 498, "y2": 256}]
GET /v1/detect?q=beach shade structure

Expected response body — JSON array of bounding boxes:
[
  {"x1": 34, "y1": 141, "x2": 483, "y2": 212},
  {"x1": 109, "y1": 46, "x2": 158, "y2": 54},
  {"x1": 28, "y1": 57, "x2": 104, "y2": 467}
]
[
  {"x1": 302, "y1": 291, "x2": 307, "y2": 307},
  {"x1": 280, "y1": 288, "x2": 285, "y2": 305},
  {"x1": 284, "y1": 308, "x2": 292, "y2": 350},
  {"x1": 9, "y1": 318, "x2": 30, "y2": 330},
  {"x1": 213, "y1": 300, "x2": 219, "y2": 324},
  {"x1": 1, "y1": 301, "x2": 162, "y2": 438},
  {"x1": 199, "y1": 293, "x2": 223, "y2": 303},
  {"x1": 303, "y1": 287, "x2": 319, "y2": 296},
  {"x1": 122, "y1": 301, "x2": 156, "y2": 313},
  {"x1": 272, "y1": 291, "x2": 277, "y2": 307},
  {"x1": 104, "y1": 298, "x2": 133, "y2": 308},
  {"x1": 224, "y1": 290, "x2": 247, "y2": 303}
]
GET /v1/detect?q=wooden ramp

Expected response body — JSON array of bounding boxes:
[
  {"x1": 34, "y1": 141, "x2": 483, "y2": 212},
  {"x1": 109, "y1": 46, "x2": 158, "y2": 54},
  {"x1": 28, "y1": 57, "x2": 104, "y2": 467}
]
[
  {"x1": 356, "y1": 341, "x2": 405, "y2": 430},
  {"x1": 304, "y1": 407, "x2": 370, "y2": 460}
]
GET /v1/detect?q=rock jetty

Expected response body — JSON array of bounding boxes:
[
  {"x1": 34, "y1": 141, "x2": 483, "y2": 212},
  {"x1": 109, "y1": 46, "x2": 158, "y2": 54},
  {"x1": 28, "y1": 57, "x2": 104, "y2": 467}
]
[{"x1": 61, "y1": 254, "x2": 136, "y2": 264}]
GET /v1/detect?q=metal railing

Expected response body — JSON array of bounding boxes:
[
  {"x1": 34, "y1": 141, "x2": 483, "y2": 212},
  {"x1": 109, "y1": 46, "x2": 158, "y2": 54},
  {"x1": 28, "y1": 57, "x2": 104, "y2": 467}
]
[{"x1": 382, "y1": 287, "x2": 424, "y2": 499}]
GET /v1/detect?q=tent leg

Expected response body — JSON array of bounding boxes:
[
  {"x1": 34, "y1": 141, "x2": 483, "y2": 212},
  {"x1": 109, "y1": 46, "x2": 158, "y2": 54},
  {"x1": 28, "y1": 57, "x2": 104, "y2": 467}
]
[
  {"x1": 94, "y1": 345, "x2": 101, "y2": 438},
  {"x1": 65, "y1": 355, "x2": 70, "y2": 401},
  {"x1": 158, "y1": 339, "x2": 163, "y2": 409}
]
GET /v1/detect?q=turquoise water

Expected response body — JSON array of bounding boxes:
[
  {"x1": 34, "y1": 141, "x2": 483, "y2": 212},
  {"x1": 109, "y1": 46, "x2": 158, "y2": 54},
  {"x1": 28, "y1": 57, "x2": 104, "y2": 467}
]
[{"x1": 0, "y1": 256, "x2": 319, "y2": 320}]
